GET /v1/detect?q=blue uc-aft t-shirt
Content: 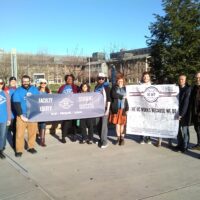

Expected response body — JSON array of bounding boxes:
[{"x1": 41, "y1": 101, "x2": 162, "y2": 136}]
[
  {"x1": 61, "y1": 85, "x2": 73, "y2": 94},
  {"x1": 13, "y1": 85, "x2": 39, "y2": 116},
  {"x1": 0, "y1": 91, "x2": 8, "y2": 123}
]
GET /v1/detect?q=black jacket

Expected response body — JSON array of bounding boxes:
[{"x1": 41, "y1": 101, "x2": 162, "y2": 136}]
[
  {"x1": 190, "y1": 85, "x2": 200, "y2": 124},
  {"x1": 110, "y1": 85, "x2": 129, "y2": 115},
  {"x1": 179, "y1": 84, "x2": 191, "y2": 126}
]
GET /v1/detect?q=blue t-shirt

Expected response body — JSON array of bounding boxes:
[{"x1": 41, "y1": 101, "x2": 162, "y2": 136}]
[
  {"x1": 0, "y1": 91, "x2": 8, "y2": 123},
  {"x1": 12, "y1": 85, "x2": 39, "y2": 116},
  {"x1": 61, "y1": 85, "x2": 73, "y2": 94}
]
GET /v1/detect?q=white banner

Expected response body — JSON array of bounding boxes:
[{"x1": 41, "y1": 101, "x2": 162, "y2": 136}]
[{"x1": 126, "y1": 85, "x2": 179, "y2": 138}]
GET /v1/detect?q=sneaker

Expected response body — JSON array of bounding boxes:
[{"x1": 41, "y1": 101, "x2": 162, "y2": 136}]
[
  {"x1": 140, "y1": 140, "x2": 145, "y2": 144},
  {"x1": 101, "y1": 143, "x2": 109, "y2": 149},
  {"x1": 79, "y1": 140, "x2": 86, "y2": 144},
  {"x1": 27, "y1": 148, "x2": 37, "y2": 154},
  {"x1": 0, "y1": 151, "x2": 5, "y2": 159},
  {"x1": 15, "y1": 152, "x2": 22, "y2": 157},
  {"x1": 147, "y1": 140, "x2": 152, "y2": 144}
]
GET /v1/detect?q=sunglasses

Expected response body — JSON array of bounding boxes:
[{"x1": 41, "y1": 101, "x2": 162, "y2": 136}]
[
  {"x1": 40, "y1": 82, "x2": 47, "y2": 84},
  {"x1": 0, "y1": 82, "x2": 4, "y2": 85},
  {"x1": 98, "y1": 77, "x2": 105, "y2": 80}
]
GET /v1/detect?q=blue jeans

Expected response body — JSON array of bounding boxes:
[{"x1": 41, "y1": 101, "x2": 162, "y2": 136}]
[
  {"x1": 0, "y1": 122, "x2": 7, "y2": 150},
  {"x1": 177, "y1": 125, "x2": 189, "y2": 149}
]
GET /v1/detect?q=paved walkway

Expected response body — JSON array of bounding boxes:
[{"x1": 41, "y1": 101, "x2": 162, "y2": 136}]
[{"x1": 1, "y1": 127, "x2": 200, "y2": 200}]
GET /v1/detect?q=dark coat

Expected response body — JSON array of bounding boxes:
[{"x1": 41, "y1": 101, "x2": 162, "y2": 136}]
[
  {"x1": 179, "y1": 84, "x2": 191, "y2": 126},
  {"x1": 190, "y1": 85, "x2": 200, "y2": 124},
  {"x1": 110, "y1": 85, "x2": 129, "y2": 115}
]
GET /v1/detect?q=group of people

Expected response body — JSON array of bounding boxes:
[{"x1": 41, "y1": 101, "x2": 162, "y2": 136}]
[
  {"x1": 138, "y1": 71, "x2": 200, "y2": 155},
  {"x1": 0, "y1": 71, "x2": 199, "y2": 159},
  {"x1": 0, "y1": 72, "x2": 129, "y2": 158}
]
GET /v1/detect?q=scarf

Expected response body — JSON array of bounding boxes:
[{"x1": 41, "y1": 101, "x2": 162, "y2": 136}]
[{"x1": 116, "y1": 86, "x2": 126, "y2": 109}]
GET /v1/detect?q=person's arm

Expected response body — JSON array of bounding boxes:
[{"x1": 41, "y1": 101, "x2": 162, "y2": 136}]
[
  {"x1": 110, "y1": 86, "x2": 123, "y2": 100},
  {"x1": 105, "y1": 87, "x2": 111, "y2": 116},
  {"x1": 179, "y1": 87, "x2": 191, "y2": 119},
  {"x1": 12, "y1": 89, "x2": 28, "y2": 122}
]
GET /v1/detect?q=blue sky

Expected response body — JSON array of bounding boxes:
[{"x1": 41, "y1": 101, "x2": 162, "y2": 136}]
[{"x1": 0, "y1": 0, "x2": 164, "y2": 56}]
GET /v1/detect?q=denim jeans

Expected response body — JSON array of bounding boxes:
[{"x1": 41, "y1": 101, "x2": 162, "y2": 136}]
[
  {"x1": 177, "y1": 125, "x2": 189, "y2": 149},
  {"x1": 0, "y1": 122, "x2": 7, "y2": 150}
]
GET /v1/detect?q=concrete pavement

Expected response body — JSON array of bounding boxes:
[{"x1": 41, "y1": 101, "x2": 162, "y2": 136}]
[{"x1": 1, "y1": 127, "x2": 200, "y2": 200}]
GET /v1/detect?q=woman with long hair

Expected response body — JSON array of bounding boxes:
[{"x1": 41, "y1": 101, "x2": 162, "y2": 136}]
[
  {"x1": 109, "y1": 74, "x2": 129, "y2": 145},
  {"x1": 37, "y1": 79, "x2": 51, "y2": 146}
]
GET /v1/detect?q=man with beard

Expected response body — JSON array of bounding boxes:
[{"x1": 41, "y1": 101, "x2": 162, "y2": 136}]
[{"x1": 13, "y1": 75, "x2": 39, "y2": 157}]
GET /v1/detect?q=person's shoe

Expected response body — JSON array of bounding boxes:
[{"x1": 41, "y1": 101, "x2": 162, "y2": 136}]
[
  {"x1": 15, "y1": 152, "x2": 22, "y2": 157},
  {"x1": 181, "y1": 148, "x2": 188, "y2": 153},
  {"x1": 41, "y1": 142, "x2": 47, "y2": 147},
  {"x1": 0, "y1": 151, "x2": 6, "y2": 159},
  {"x1": 27, "y1": 148, "x2": 37, "y2": 154},
  {"x1": 173, "y1": 145, "x2": 181, "y2": 152},
  {"x1": 79, "y1": 140, "x2": 86, "y2": 144},
  {"x1": 71, "y1": 135, "x2": 77, "y2": 142},
  {"x1": 40, "y1": 139, "x2": 47, "y2": 147},
  {"x1": 140, "y1": 140, "x2": 145, "y2": 144},
  {"x1": 147, "y1": 140, "x2": 152, "y2": 144},
  {"x1": 61, "y1": 137, "x2": 66, "y2": 143},
  {"x1": 192, "y1": 145, "x2": 200, "y2": 150},
  {"x1": 87, "y1": 140, "x2": 93, "y2": 145},
  {"x1": 101, "y1": 143, "x2": 109, "y2": 149},
  {"x1": 120, "y1": 138, "x2": 125, "y2": 146},
  {"x1": 114, "y1": 137, "x2": 120, "y2": 145}
]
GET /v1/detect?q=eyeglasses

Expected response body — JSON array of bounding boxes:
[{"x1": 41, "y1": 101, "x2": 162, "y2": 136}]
[
  {"x1": 0, "y1": 82, "x2": 4, "y2": 85},
  {"x1": 40, "y1": 82, "x2": 47, "y2": 84},
  {"x1": 98, "y1": 77, "x2": 105, "y2": 80}
]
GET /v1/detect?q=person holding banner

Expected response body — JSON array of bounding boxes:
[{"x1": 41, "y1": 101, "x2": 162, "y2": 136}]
[
  {"x1": 5, "y1": 76, "x2": 17, "y2": 150},
  {"x1": 191, "y1": 72, "x2": 200, "y2": 150},
  {"x1": 13, "y1": 75, "x2": 39, "y2": 157},
  {"x1": 140, "y1": 72, "x2": 152, "y2": 144},
  {"x1": 109, "y1": 74, "x2": 129, "y2": 145},
  {"x1": 37, "y1": 79, "x2": 51, "y2": 147},
  {"x1": 79, "y1": 82, "x2": 94, "y2": 144},
  {"x1": 58, "y1": 74, "x2": 79, "y2": 143},
  {"x1": 0, "y1": 79, "x2": 11, "y2": 159},
  {"x1": 94, "y1": 72, "x2": 111, "y2": 149},
  {"x1": 174, "y1": 74, "x2": 191, "y2": 152}
]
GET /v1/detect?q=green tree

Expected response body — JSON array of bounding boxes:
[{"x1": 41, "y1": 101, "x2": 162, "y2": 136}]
[{"x1": 147, "y1": 0, "x2": 200, "y2": 83}]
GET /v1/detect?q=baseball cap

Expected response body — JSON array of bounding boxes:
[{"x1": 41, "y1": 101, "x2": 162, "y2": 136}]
[
  {"x1": 39, "y1": 78, "x2": 47, "y2": 83},
  {"x1": 9, "y1": 76, "x2": 17, "y2": 81},
  {"x1": 97, "y1": 72, "x2": 106, "y2": 78}
]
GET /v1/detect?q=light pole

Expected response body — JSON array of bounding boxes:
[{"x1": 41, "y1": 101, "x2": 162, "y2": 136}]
[
  {"x1": 11, "y1": 48, "x2": 18, "y2": 79},
  {"x1": 88, "y1": 57, "x2": 91, "y2": 85}
]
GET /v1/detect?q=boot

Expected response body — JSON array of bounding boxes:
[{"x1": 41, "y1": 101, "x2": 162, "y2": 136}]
[
  {"x1": 40, "y1": 129, "x2": 46, "y2": 147},
  {"x1": 114, "y1": 137, "x2": 120, "y2": 145},
  {"x1": 0, "y1": 150, "x2": 6, "y2": 159},
  {"x1": 120, "y1": 137, "x2": 125, "y2": 146}
]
